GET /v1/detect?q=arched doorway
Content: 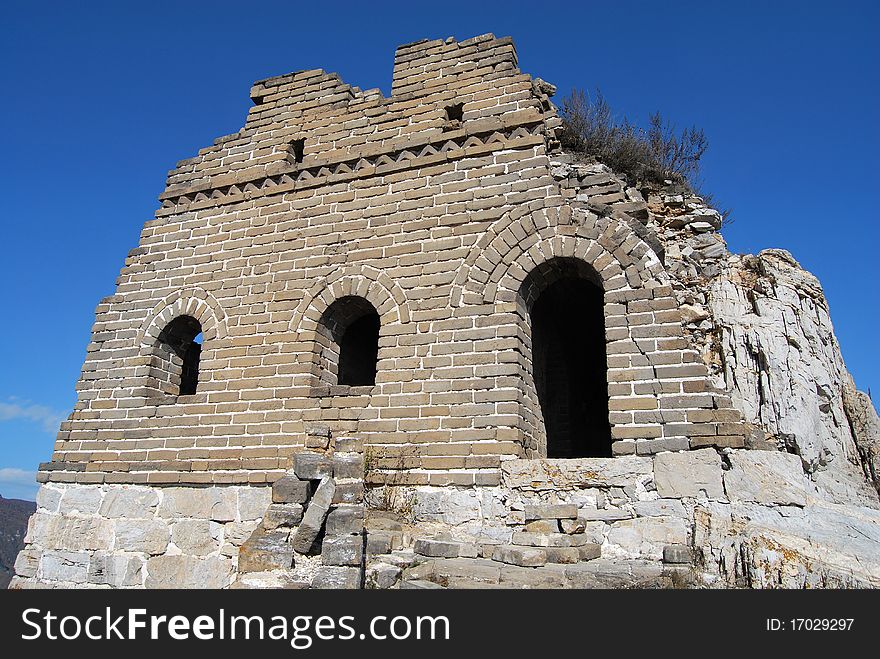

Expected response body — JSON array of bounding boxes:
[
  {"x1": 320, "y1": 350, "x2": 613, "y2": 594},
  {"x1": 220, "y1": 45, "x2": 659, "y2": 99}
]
[
  {"x1": 522, "y1": 258, "x2": 611, "y2": 458},
  {"x1": 317, "y1": 296, "x2": 380, "y2": 387}
]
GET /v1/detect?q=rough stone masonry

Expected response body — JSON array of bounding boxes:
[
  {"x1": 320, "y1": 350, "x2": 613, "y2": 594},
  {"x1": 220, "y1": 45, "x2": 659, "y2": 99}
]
[{"x1": 13, "y1": 34, "x2": 880, "y2": 589}]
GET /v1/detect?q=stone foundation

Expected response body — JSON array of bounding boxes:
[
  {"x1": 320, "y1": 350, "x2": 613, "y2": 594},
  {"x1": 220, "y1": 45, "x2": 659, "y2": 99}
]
[
  {"x1": 363, "y1": 448, "x2": 880, "y2": 589},
  {"x1": 12, "y1": 483, "x2": 270, "y2": 588},
  {"x1": 14, "y1": 446, "x2": 880, "y2": 589}
]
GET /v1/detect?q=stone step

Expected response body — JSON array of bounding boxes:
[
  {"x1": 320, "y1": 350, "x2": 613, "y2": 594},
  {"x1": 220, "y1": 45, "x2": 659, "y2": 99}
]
[
  {"x1": 413, "y1": 538, "x2": 462, "y2": 558},
  {"x1": 510, "y1": 531, "x2": 595, "y2": 548},
  {"x1": 492, "y1": 545, "x2": 546, "y2": 567},
  {"x1": 523, "y1": 504, "x2": 578, "y2": 520},
  {"x1": 400, "y1": 579, "x2": 445, "y2": 589}
]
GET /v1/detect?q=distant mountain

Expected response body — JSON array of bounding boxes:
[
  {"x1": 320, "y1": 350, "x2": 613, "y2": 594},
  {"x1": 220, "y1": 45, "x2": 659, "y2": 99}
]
[{"x1": 0, "y1": 495, "x2": 36, "y2": 589}]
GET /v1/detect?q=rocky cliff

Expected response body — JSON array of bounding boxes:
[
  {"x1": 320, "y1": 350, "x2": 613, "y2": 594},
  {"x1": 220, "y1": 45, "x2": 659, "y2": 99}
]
[{"x1": 0, "y1": 496, "x2": 36, "y2": 589}]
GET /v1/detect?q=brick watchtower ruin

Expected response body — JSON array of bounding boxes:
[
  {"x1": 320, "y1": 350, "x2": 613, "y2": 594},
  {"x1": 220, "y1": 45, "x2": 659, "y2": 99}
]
[{"x1": 22, "y1": 34, "x2": 872, "y2": 590}]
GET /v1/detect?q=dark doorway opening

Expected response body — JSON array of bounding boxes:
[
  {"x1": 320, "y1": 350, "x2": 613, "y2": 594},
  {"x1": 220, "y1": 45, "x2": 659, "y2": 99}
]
[
  {"x1": 338, "y1": 312, "x2": 380, "y2": 386},
  {"x1": 320, "y1": 296, "x2": 380, "y2": 387},
  {"x1": 529, "y1": 264, "x2": 611, "y2": 458}
]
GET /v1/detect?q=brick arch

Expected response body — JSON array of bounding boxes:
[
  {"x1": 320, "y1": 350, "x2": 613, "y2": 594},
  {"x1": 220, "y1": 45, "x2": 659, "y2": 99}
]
[
  {"x1": 453, "y1": 205, "x2": 667, "y2": 307},
  {"x1": 138, "y1": 288, "x2": 228, "y2": 348},
  {"x1": 290, "y1": 265, "x2": 411, "y2": 338}
]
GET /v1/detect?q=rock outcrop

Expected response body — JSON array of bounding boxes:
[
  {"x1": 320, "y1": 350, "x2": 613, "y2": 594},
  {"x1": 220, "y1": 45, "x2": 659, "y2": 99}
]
[
  {"x1": 705, "y1": 250, "x2": 878, "y2": 506},
  {"x1": 0, "y1": 496, "x2": 36, "y2": 589}
]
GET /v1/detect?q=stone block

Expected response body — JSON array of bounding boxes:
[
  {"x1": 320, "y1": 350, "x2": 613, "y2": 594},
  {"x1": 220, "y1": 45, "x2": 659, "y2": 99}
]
[
  {"x1": 563, "y1": 559, "x2": 668, "y2": 588},
  {"x1": 430, "y1": 557, "x2": 501, "y2": 585},
  {"x1": 724, "y1": 450, "x2": 810, "y2": 506},
  {"x1": 291, "y1": 476, "x2": 335, "y2": 553},
  {"x1": 606, "y1": 517, "x2": 689, "y2": 559},
  {"x1": 305, "y1": 424, "x2": 331, "y2": 438},
  {"x1": 40, "y1": 550, "x2": 90, "y2": 583},
  {"x1": 114, "y1": 519, "x2": 170, "y2": 555},
  {"x1": 414, "y1": 538, "x2": 461, "y2": 558},
  {"x1": 99, "y1": 486, "x2": 159, "y2": 518},
  {"x1": 294, "y1": 452, "x2": 333, "y2": 481},
  {"x1": 262, "y1": 503, "x2": 304, "y2": 530},
  {"x1": 653, "y1": 448, "x2": 724, "y2": 498},
  {"x1": 222, "y1": 520, "x2": 261, "y2": 549},
  {"x1": 458, "y1": 543, "x2": 480, "y2": 558},
  {"x1": 633, "y1": 499, "x2": 688, "y2": 518},
  {"x1": 492, "y1": 545, "x2": 547, "y2": 567},
  {"x1": 510, "y1": 531, "x2": 592, "y2": 548},
  {"x1": 663, "y1": 544, "x2": 693, "y2": 564},
  {"x1": 498, "y1": 564, "x2": 564, "y2": 587},
  {"x1": 325, "y1": 505, "x2": 364, "y2": 536},
  {"x1": 272, "y1": 474, "x2": 310, "y2": 505},
  {"x1": 544, "y1": 547, "x2": 581, "y2": 564},
  {"x1": 400, "y1": 579, "x2": 444, "y2": 589},
  {"x1": 524, "y1": 504, "x2": 577, "y2": 520},
  {"x1": 503, "y1": 456, "x2": 652, "y2": 490},
  {"x1": 35, "y1": 486, "x2": 62, "y2": 513},
  {"x1": 13, "y1": 548, "x2": 41, "y2": 578},
  {"x1": 312, "y1": 566, "x2": 361, "y2": 589},
  {"x1": 237, "y1": 528, "x2": 294, "y2": 572},
  {"x1": 171, "y1": 520, "x2": 223, "y2": 555},
  {"x1": 367, "y1": 562, "x2": 402, "y2": 589},
  {"x1": 366, "y1": 530, "x2": 402, "y2": 555},
  {"x1": 45, "y1": 516, "x2": 115, "y2": 552},
  {"x1": 59, "y1": 486, "x2": 103, "y2": 514},
  {"x1": 145, "y1": 555, "x2": 234, "y2": 589},
  {"x1": 237, "y1": 486, "x2": 272, "y2": 520},
  {"x1": 88, "y1": 552, "x2": 144, "y2": 587},
  {"x1": 578, "y1": 543, "x2": 602, "y2": 561},
  {"x1": 636, "y1": 436, "x2": 690, "y2": 455},
  {"x1": 333, "y1": 481, "x2": 364, "y2": 504},
  {"x1": 306, "y1": 434, "x2": 330, "y2": 450},
  {"x1": 321, "y1": 536, "x2": 363, "y2": 566},
  {"x1": 158, "y1": 487, "x2": 236, "y2": 522},
  {"x1": 335, "y1": 437, "x2": 363, "y2": 453},
  {"x1": 579, "y1": 508, "x2": 632, "y2": 522},
  {"x1": 524, "y1": 519, "x2": 560, "y2": 533},
  {"x1": 331, "y1": 453, "x2": 364, "y2": 479},
  {"x1": 560, "y1": 518, "x2": 586, "y2": 534}
]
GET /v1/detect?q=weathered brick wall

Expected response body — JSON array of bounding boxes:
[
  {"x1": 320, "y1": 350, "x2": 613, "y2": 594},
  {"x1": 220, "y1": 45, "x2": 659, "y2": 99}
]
[{"x1": 40, "y1": 33, "x2": 745, "y2": 491}]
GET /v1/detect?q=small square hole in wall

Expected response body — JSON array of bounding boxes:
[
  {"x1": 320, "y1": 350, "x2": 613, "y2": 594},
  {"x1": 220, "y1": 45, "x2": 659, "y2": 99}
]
[
  {"x1": 290, "y1": 138, "x2": 305, "y2": 164},
  {"x1": 444, "y1": 103, "x2": 464, "y2": 130}
]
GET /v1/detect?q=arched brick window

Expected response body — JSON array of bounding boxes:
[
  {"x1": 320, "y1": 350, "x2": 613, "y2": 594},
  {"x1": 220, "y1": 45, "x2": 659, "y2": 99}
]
[
  {"x1": 150, "y1": 315, "x2": 203, "y2": 396},
  {"x1": 520, "y1": 257, "x2": 611, "y2": 458},
  {"x1": 317, "y1": 296, "x2": 380, "y2": 387}
]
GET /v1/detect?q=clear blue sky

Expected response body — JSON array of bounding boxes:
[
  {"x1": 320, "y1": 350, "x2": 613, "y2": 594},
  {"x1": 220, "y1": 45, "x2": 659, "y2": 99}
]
[{"x1": 1, "y1": 1, "x2": 877, "y2": 500}]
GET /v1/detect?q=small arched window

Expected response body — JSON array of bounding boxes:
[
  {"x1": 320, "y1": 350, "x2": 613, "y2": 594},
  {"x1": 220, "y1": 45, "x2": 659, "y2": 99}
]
[
  {"x1": 317, "y1": 296, "x2": 380, "y2": 387},
  {"x1": 152, "y1": 315, "x2": 203, "y2": 396}
]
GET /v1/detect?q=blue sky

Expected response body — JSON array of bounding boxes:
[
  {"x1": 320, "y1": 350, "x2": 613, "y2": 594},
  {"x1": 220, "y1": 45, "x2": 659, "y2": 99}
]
[{"x1": 1, "y1": 1, "x2": 877, "y2": 500}]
